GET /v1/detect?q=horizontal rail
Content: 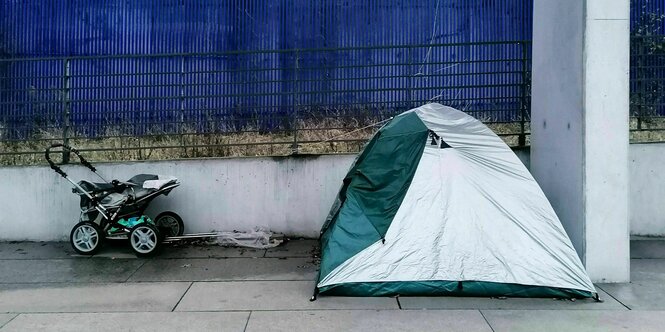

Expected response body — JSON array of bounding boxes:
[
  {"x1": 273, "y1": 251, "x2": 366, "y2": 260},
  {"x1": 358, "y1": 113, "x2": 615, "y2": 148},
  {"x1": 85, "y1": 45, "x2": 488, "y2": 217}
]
[
  {"x1": 0, "y1": 40, "x2": 531, "y2": 62},
  {"x1": 0, "y1": 41, "x2": 534, "y2": 165}
]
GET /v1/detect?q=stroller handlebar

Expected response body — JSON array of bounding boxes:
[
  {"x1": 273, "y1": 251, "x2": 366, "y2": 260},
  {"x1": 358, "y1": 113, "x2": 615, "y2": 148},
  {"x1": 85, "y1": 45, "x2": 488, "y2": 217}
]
[{"x1": 45, "y1": 143, "x2": 97, "y2": 178}]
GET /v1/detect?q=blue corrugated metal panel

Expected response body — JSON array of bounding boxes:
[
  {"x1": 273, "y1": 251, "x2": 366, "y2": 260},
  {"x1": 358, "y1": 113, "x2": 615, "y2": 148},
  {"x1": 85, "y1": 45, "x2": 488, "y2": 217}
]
[
  {"x1": 1, "y1": 1, "x2": 533, "y2": 138},
  {"x1": 630, "y1": 1, "x2": 665, "y2": 118},
  {"x1": 1, "y1": 0, "x2": 533, "y2": 56},
  {"x1": 632, "y1": 0, "x2": 665, "y2": 34}
]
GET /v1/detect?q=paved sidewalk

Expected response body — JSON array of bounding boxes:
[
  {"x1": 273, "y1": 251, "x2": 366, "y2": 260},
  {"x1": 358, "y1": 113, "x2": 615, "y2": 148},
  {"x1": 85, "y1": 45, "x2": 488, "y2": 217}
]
[{"x1": 0, "y1": 238, "x2": 663, "y2": 331}]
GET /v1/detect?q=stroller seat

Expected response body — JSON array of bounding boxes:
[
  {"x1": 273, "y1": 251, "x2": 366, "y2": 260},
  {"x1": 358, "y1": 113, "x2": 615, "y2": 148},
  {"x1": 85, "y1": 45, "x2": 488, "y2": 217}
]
[
  {"x1": 75, "y1": 174, "x2": 178, "y2": 209},
  {"x1": 126, "y1": 174, "x2": 178, "y2": 200}
]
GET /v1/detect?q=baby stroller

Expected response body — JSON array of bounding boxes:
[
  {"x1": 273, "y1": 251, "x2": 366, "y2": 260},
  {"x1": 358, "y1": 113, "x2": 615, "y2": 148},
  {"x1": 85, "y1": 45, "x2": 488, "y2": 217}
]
[{"x1": 45, "y1": 143, "x2": 184, "y2": 257}]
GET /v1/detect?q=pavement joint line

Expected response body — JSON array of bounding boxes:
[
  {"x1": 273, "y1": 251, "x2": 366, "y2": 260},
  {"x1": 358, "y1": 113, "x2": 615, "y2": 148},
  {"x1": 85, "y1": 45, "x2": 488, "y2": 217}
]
[
  {"x1": 171, "y1": 282, "x2": 194, "y2": 312},
  {"x1": 595, "y1": 284, "x2": 632, "y2": 310},
  {"x1": 0, "y1": 256, "x2": 307, "y2": 261},
  {"x1": 0, "y1": 258, "x2": 87, "y2": 261},
  {"x1": 0, "y1": 310, "x2": 194, "y2": 315},
  {"x1": 0, "y1": 309, "x2": 432, "y2": 315},
  {"x1": 0, "y1": 280, "x2": 317, "y2": 285},
  {"x1": 0, "y1": 314, "x2": 18, "y2": 329},
  {"x1": 396, "y1": 307, "x2": 620, "y2": 311},
  {"x1": 173, "y1": 308, "x2": 407, "y2": 313},
  {"x1": 478, "y1": 310, "x2": 496, "y2": 332},
  {"x1": 123, "y1": 260, "x2": 148, "y2": 282},
  {"x1": 243, "y1": 311, "x2": 252, "y2": 332}
]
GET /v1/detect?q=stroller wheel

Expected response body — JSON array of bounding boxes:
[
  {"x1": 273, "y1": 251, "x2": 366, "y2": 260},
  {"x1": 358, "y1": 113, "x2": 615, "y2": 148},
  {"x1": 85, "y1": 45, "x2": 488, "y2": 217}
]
[
  {"x1": 129, "y1": 224, "x2": 161, "y2": 257},
  {"x1": 154, "y1": 211, "x2": 184, "y2": 237},
  {"x1": 70, "y1": 221, "x2": 104, "y2": 255}
]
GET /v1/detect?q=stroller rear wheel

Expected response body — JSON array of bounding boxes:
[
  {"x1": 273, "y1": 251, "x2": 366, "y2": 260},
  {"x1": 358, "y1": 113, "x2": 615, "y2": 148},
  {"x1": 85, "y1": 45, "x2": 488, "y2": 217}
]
[
  {"x1": 70, "y1": 221, "x2": 103, "y2": 255},
  {"x1": 154, "y1": 211, "x2": 184, "y2": 237},
  {"x1": 129, "y1": 224, "x2": 161, "y2": 257}
]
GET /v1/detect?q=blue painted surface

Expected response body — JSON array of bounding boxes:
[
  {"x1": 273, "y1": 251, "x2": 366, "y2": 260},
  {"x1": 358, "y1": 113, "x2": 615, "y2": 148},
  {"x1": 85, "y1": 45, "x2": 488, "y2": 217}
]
[
  {"x1": 1, "y1": 1, "x2": 533, "y2": 56},
  {"x1": 632, "y1": 0, "x2": 665, "y2": 33},
  {"x1": 630, "y1": 0, "x2": 665, "y2": 118},
  {"x1": 1, "y1": 1, "x2": 533, "y2": 138}
]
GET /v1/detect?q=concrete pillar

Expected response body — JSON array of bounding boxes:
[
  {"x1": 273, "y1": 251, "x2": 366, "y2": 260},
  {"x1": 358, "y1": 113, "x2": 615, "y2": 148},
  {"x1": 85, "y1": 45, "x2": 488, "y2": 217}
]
[{"x1": 531, "y1": 0, "x2": 630, "y2": 282}]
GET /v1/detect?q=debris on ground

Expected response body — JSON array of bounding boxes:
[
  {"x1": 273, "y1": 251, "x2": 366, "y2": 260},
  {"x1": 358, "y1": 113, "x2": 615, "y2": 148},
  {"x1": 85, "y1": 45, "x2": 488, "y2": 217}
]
[{"x1": 213, "y1": 228, "x2": 284, "y2": 249}]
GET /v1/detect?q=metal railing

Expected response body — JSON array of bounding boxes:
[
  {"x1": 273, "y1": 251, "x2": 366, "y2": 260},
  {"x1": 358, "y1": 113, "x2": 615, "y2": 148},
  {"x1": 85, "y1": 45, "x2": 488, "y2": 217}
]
[
  {"x1": 631, "y1": 35, "x2": 665, "y2": 142},
  {"x1": 0, "y1": 41, "x2": 532, "y2": 165}
]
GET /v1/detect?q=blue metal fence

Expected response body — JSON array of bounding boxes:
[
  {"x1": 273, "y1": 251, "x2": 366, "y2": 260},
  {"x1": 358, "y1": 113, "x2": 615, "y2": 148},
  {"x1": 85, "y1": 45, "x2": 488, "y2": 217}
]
[
  {"x1": 0, "y1": 0, "x2": 533, "y2": 55},
  {"x1": 630, "y1": 0, "x2": 665, "y2": 132},
  {"x1": 1, "y1": 43, "x2": 532, "y2": 136},
  {"x1": 0, "y1": 1, "x2": 534, "y2": 162}
]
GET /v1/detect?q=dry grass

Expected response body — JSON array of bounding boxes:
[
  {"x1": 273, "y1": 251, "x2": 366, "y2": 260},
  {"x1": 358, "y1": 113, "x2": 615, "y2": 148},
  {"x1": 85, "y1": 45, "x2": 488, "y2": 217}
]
[
  {"x1": 630, "y1": 117, "x2": 665, "y2": 143},
  {"x1": 21, "y1": 117, "x2": 665, "y2": 167},
  {"x1": 0, "y1": 117, "x2": 381, "y2": 166}
]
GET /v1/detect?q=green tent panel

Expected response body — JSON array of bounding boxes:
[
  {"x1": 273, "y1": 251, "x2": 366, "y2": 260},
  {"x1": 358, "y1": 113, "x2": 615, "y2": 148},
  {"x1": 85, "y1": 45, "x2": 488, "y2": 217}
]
[
  {"x1": 316, "y1": 103, "x2": 596, "y2": 299},
  {"x1": 318, "y1": 112, "x2": 429, "y2": 280}
]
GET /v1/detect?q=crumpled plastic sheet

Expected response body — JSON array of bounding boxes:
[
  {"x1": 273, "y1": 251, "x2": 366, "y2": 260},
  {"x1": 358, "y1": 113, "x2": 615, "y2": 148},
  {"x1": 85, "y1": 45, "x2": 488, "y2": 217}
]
[{"x1": 214, "y1": 227, "x2": 284, "y2": 249}]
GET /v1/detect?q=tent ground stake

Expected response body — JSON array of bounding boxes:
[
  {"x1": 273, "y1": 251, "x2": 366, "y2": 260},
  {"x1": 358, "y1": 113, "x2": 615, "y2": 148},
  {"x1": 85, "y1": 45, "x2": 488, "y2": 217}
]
[{"x1": 309, "y1": 289, "x2": 319, "y2": 302}]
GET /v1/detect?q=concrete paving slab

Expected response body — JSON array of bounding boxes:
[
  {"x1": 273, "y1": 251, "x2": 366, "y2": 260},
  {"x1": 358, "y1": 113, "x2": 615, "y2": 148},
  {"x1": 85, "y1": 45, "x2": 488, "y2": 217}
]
[
  {"x1": 175, "y1": 281, "x2": 398, "y2": 311},
  {"x1": 159, "y1": 244, "x2": 266, "y2": 259},
  {"x1": 399, "y1": 287, "x2": 624, "y2": 310},
  {"x1": 1, "y1": 312, "x2": 249, "y2": 332},
  {"x1": 245, "y1": 310, "x2": 492, "y2": 332},
  {"x1": 627, "y1": 259, "x2": 665, "y2": 282},
  {"x1": 598, "y1": 282, "x2": 665, "y2": 310},
  {"x1": 264, "y1": 239, "x2": 317, "y2": 258},
  {"x1": 0, "y1": 242, "x2": 78, "y2": 260},
  {"x1": 482, "y1": 309, "x2": 665, "y2": 332},
  {"x1": 90, "y1": 242, "x2": 267, "y2": 259},
  {"x1": 0, "y1": 314, "x2": 16, "y2": 328},
  {"x1": 128, "y1": 257, "x2": 317, "y2": 282},
  {"x1": 0, "y1": 282, "x2": 191, "y2": 313},
  {"x1": 0, "y1": 259, "x2": 145, "y2": 283},
  {"x1": 631, "y1": 239, "x2": 665, "y2": 259},
  {"x1": 597, "y1": 259, "x2": 665, "y2": 309},
  {"x1": 89, "y1": 241, "x2": 140, "y2": 259}
]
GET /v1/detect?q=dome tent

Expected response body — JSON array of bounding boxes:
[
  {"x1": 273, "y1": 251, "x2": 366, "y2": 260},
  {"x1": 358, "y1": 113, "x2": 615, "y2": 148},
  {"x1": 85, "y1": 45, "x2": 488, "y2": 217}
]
[{"x1": 314, "y1": 103, "x2": 596, "y2": 299}]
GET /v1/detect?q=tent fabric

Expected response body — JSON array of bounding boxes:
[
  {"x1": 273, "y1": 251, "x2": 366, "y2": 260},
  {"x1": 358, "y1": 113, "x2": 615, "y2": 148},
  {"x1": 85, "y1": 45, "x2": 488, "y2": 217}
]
[
  {"x1": 316, "y1": 103, "x2": 596, "y2": 298},
  {"x1": 318, "y1": 112, "x2": 429, "y2": 280},
  {"x1": 318, "y1": 281, "x2": 593, "y2": 299}
]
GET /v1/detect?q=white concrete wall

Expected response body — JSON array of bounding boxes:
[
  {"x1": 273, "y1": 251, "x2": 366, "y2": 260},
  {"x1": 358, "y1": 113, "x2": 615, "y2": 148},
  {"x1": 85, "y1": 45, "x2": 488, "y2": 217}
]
[
  {"x1": 1, "y1": 145, "x2": 663, "y2": 241},
  {"x1": 630, "y1": 144, "x2": 665, "y2": 236},
  {"x1": 0, "y1": 155, "x2": 356, "y2": 241},
  {"x1": 531, "y1": 0, "x2": 630, "y2": 282},
  {"x1": 531, "y1": 0, "x2": 586, "y2": 259}
]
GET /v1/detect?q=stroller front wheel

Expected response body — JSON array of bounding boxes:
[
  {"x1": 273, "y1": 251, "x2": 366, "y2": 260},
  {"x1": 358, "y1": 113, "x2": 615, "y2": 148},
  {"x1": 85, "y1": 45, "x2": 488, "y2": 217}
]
[
  {"x1": 129, "y1": 224, "x2": 161, "y2": 257},
  {"x1": 70, "y1": 221, "x2": 104, "y2": 255}
]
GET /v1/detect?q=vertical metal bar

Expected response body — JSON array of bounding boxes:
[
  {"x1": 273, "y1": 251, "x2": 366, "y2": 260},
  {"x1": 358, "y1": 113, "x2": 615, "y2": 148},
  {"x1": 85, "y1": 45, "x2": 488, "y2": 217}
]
[
  {"x1": 407, "y1": 46, "x2": 413, "y2": 109},
  {"x1": 637, "y1": 40, "x2": 643, "y2": 130},
  {"x1": 62, "y1": 58, "x2": 71, "y2": 163},
  {"x1": 292, "y1": 49, "x2": 300, "y2": 154},
  {"x1": 518, "y1": 42, "x2": 528, "y2": 147},
  {"x1": 180, "y1": 55, "x2": 186, "y2": 156}
]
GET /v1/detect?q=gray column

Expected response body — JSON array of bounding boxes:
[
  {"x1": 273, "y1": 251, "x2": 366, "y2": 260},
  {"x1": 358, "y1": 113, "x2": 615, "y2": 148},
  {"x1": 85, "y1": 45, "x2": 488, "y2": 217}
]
[{"x1": 531, "y1": 0, "x2": 630, "y2": 282}]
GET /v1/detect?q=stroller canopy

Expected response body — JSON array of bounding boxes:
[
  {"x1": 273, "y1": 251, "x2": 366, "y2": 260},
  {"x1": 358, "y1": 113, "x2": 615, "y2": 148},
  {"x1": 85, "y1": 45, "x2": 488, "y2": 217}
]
[{"x1": 316, "y1": 103, "x2": 595, "y2": 298}]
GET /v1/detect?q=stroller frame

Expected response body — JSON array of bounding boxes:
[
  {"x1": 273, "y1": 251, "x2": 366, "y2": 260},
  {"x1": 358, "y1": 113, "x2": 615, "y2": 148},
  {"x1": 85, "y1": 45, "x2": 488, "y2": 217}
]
[{"x1": 46, "y1": 143, "x2": 182, "y2": 256}]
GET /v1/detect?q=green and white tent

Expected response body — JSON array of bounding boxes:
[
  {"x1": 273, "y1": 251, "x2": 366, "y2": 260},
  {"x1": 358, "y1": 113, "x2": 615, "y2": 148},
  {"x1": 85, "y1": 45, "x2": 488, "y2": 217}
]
[{"x1": 315, "y1": 103, "x2": 596, "y2": 299}]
